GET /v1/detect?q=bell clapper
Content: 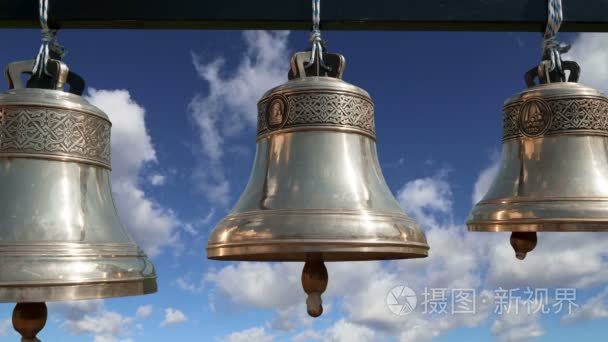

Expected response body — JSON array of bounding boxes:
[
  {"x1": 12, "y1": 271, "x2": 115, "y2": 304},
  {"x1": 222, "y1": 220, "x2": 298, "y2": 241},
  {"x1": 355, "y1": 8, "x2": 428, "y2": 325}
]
[
  {"x1": 12, "y1": 302, "x2": 47, "y2": 342},
  {"x1": 301, "y1": 260, "x2": 328, "y2": 317},
  {"x1": 510, "y1": 232, "x2": 538, "y2": 260}
]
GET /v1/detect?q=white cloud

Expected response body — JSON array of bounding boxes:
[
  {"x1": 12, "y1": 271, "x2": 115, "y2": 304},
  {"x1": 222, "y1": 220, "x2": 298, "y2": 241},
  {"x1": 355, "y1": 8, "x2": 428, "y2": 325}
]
[
  {"x1": 397, "y1": 172, "x2": 452, "y2": 228},
  {"x1": 148, "y1": 173, "x2": 166, "y2": 186},
  {"x1": 0, "y1": 318, "x2": 11, "y2": 336},
  {"x1": 491, "y1": 300, "x2": 545, "y2": 342},
  {"x1": 160, "y1": 308, "x2": 188, "y2": 327},
  {"x1": 54, "y1": 300, "x2": 152, "y2": 342},
  {"x1": 270, "y1": 305, "x2": 314, "y2": 332},
  {"x1": 87, "y1": 89, "x2": 180, "y2": 257},
  {"x1": 206, "y1": 262, "x2": 302, "y2": 310},
  {"x1": 220, "y1": 326, "x2": 274, "y2": 342},
  {"x1": 136, "y1": 305, "x2": 153, "y2": 319},
  {"x1": 566, "y1": 33, "x2": 608, "y2": 93},
  {"x1": 291, "y1": 330, "x2": 322, "y2": 342},
  {"x1": 50, "y1": 299, "x2": 105, "y2": 321},
  {"x1": 486, "y1": 232, "x2": 608, "y2": 289},
  {"x1": 472, "y1": 156, "x2": 500, "y2": 205},
  {"x1": 64, "y1": 310, "x2": 132, "y2": 338},
  {"x1": 562, "y1": 286, "x2": 608, "y2": 324},
  {"x1": 324, "y1": 319, "x2": 376, "y2": 342},
  {"x1": 189, "y1": 30, "x2": 290, "y2": 206}
]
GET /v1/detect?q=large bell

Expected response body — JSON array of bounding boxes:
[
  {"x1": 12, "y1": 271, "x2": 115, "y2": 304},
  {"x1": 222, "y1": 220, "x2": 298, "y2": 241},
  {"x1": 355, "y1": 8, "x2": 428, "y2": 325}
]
[
  {"x1": 0, "y1": 59, "x2": 157, "y2": 303},
  {"x1": 207, "y1": 51, "x2": 429, "y2": 316},
  {"x1": 468, "y1": 61, "x2": 608, "y2": 259}
]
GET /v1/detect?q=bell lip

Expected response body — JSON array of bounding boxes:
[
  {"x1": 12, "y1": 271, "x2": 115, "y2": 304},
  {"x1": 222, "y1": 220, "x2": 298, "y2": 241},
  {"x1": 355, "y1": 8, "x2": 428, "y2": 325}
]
[
  {"x1": 0, "y1": 277, "x2": 157, "y2": 303},
  {"x1": 468, "y1": 197, "x2": 608, "y2": 232},
  {"x1": 467, "y1": 220, "x2": 608, "y2": 232},
  {"x1": 207, "y1": 208, "x2": 429, "y2": 262},
  {"x1": 206, "y1": 242, "x2": 429, "y2": 262}
]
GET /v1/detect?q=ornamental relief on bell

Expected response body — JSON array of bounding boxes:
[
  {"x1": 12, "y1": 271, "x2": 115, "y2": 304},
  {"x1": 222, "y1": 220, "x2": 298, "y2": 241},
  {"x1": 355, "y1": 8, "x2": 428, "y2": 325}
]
[
  {"x1": 503, "y1": 96, "x2": 608, "y2": 140},
  {"x1": 0, "y1": 106, "x2": 111, "y2": 167},
  {"x1": 257, "y1": 92, "x2": 375, "y2": 137}
]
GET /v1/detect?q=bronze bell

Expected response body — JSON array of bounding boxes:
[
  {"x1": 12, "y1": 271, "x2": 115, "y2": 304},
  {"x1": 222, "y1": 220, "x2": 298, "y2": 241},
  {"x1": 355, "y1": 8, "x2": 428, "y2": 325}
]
[
  {"x1": 207, "y1": 51, "x2": 429, "y2": 316},
  {"x1": 468, "y1": 60, "x2": 608, "y2": 259},
  {"x1": 0, "y1": 59, "x2": 157, "y2": 307}
]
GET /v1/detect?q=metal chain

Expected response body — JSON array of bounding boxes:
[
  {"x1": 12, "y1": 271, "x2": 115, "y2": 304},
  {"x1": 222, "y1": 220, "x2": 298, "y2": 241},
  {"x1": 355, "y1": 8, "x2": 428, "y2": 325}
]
[
  {"x1": 32, "y1": 0, "x2": 67, "y2": 77},
  {"x1": 304, "y1": 0, "x2": 331, "y2": 72},
  {"x1": 541, "y1": 0, "x2": 570, "y2": 79}
]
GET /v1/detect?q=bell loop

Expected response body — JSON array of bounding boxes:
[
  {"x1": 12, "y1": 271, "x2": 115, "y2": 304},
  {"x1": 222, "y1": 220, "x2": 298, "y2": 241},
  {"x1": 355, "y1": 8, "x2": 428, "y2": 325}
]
[
  {"x1": 288, "y1": 51, "x2": 345, "y2": 80},
  {"x1": 524, "y1": 60, "x2": 580, "y2": 88}
]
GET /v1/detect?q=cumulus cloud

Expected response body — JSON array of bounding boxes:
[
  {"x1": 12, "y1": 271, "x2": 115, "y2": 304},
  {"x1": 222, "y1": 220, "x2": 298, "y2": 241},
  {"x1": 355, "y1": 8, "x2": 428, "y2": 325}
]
[
  {"x1": 56, "y1": 300, "x2": 150, "y2": 342},
  {"x1": 136, "y1": 305, "x2": 153, "y2": 319},
  {"x1": 148, "y1": 173, "x2": 166, "y2": 186},
  {"x1": 0, "y1": 318, "x2": 11, "y2": 336},
  {"x1": 64, "y1": 311, "x2": 133, "y2": 339},
  {"x1": 472, "y1": 156, "x2": 500, "y2": 205},
  {"x1": 562, "y1": 286, "x2": 608, "y2": 324},
  {"x1": 87, "y1": 89, "x2": 180, "y2": 257},
  {"x1": 491, "y1": 300, "x2": 545, "y2": 342},
  {"x1": 220, "y1": 326, "x2": 274, "y2": 342},
  {"x1": 566, "y1": 33, "x2": 608, "y2": 93},
  {"x1": 189, "y1": 31, "x2": 290, "y2": 206},
  {"x1": 397, "y1": 172, "x2": 453, "y2": 228},
  {"x1": 160, "y1": 308, "x2": 188, "y2": 327},
  {"x1": 206, "y1": 262, "x2": 302, "y2": 310},
  {"x1": 324, "y1": 319, "x2": 376, "y2": 342}
]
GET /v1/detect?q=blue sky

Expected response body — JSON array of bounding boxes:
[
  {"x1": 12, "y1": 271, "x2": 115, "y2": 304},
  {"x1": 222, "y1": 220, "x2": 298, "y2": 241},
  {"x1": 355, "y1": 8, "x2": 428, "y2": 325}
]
[{"x1": 0, "y1": 29, "x2": 607, "y2": 341}]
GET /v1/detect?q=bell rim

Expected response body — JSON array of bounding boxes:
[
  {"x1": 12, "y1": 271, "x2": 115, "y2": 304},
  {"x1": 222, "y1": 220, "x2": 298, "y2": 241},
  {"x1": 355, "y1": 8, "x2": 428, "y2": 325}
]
[
  {"x1": 468, "y1": 197, "x2": 608, "y2": 232},
  {"x1": 467, "y1": 220, "x2": 608, "y2": 232},
  {"x1": 0, "y1": 277, "x2": 157, "y2": 303},
  {"x1": 207, "y1": 241, "x2": 429, "y2": 262},
  {"x1": 207, "y1": 208, "x2": 429, "y2": 261}
]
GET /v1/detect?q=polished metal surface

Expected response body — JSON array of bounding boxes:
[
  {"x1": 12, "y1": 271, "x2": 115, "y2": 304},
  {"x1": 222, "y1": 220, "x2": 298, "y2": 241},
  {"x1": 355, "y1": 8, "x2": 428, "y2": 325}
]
[
  {"x1": 207, "y1": 52, "x2": 429, "y2": 261},
  {"x1": 468, "y1": 80, "x2": 608, "y2": 232},
  {"x1": 0, "y1": 60, "x2": 156, "y2": 302}
]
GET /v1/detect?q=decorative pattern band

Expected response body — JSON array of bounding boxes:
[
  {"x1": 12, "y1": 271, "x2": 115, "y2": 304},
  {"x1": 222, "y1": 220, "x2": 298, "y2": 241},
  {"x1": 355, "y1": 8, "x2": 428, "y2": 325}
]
[
  {"x1": 503, "y1": 96, "x2": 608, "y2": 140},
  {"x1": 257, "y1": 91, "x2": 375, "y2": 138},
  {"x1": 0, "y1": 106, "x2": 111, "y2": 168}
]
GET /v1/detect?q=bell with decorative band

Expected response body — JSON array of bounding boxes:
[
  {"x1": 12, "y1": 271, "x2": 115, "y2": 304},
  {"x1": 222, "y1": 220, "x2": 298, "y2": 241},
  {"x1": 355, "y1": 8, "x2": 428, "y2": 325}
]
[
  {"x1": 467, "y1": 60, "x2": 608, "y2": 259},
  {"x1": 0, "y1": 59, "x2": 157, "y2": 303},
  {"x1": 207, "y1": 51, "x2": 429, "y2": 317}
]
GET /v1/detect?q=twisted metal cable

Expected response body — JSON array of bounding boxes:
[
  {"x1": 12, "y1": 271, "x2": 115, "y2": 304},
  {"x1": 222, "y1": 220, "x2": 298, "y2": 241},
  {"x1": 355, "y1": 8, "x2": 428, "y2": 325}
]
[
  {"x1": 32, "y1": 0, "x2": 67, "y2": 77},
  {"x1": 541, "y1": 0, "x2": 569, "y2": 76},
  {"x1": 304, "y1": 0, "x2": 330, "y2": 71}
]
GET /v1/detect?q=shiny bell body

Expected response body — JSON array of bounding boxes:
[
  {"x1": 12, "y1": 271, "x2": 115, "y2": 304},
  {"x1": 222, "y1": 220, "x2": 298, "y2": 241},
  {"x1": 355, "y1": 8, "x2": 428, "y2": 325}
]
[
  {"x1": 207, "y1": 52, "x2": 429, "y2": 262},
  {"x1": 0, "y1": 60, "x2": 156, "y2": 302},
  {"x1": 468, "y1": 63, "x2": 608, "y2": 234}
]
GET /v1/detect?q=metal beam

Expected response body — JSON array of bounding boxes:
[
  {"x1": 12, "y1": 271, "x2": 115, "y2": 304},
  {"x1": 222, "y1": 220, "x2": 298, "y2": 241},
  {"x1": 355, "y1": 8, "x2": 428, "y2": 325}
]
[{"x1": 0, "y1": 0, "x2": 607, "y2": 31}]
